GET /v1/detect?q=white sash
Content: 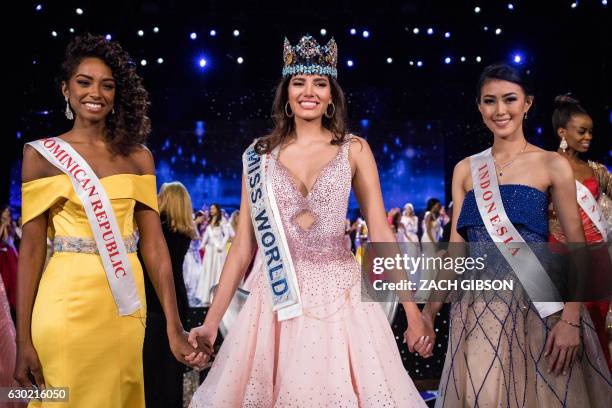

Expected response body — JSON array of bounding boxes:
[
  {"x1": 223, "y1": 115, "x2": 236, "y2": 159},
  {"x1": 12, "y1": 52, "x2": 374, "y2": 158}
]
[
  {"x1": 27, "y1": 138, "x2": 141, "y2": 316},
  {"x1": 242, "y1": 140, "x2": 302, "y2": 321},
  {"x1": 575, "y1": 180, "x2": 610, "y2": 240},
  {"x1": 470, "y1": 148, "x2": 563, "y2": 318}
]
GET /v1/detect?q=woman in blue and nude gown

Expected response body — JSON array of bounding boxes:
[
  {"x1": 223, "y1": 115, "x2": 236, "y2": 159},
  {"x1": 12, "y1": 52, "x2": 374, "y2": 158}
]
[{"x1": 423, "y1": 63, "x2": 611, "y2": 407}]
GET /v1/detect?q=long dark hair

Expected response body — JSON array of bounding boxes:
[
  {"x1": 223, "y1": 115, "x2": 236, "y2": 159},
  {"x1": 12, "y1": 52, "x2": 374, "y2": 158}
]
[
  {"x1": 60, "y1": 33, "x2": 151, "y2": 155},
  {"x1": 552, "y1": 94, "x2": 589, "y2": 133},
  {"x1": 255, "y1": 76, "x2": 348, "y2": 154},
  {"x1": 426, "y1": 198, "x2": 441, "y2": 214},
  {"x1": 208, "y1": 203, "x2": 222, "y2": 227}
]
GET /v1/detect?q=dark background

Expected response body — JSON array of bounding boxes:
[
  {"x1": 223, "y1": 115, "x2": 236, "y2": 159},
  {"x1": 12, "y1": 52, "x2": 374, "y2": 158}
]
[{"x1": 7, "y1": 0, "x2": 612, "y2": 213}]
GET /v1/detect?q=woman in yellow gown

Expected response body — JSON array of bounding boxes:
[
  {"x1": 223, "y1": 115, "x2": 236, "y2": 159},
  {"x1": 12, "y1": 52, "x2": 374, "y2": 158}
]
[{"x1": 15, "y1": 34, "x2": 207, "y2": 407}]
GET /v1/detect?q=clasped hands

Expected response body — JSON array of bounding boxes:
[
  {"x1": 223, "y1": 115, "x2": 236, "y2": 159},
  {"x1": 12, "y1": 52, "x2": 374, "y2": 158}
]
[
  {"x1": 403, "y1": 311, "x2": 436, "y2": 358},
  {"x1": 169, "y1": 327, "x2": 214, "y2": 370}
]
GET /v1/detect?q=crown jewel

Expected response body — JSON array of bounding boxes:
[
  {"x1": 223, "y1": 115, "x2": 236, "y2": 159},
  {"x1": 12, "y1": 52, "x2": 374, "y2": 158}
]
[{"x1": 282, "y1": 35, "x2": 338, "y2": 78}]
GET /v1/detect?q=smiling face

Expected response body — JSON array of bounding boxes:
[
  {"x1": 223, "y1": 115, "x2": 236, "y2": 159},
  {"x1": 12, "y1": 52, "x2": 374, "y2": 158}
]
[
  {"x1": 478, "y1": 79, "x2": 533, "y2": 138},
  {"x1": 62, "y1": 57, "x2": 116, "y2": 123},
  {"x1": 286, "y1": 74, "x2": 332, "y2": 121},
  {"x1": 558, "y1": 113, "x2": 593, "y2": 153}
]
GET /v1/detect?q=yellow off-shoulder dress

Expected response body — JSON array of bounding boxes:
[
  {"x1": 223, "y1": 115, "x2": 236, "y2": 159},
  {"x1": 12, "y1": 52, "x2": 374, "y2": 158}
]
[{"x1": 22, "y1": 173, "x2": 158, "y2": 408}]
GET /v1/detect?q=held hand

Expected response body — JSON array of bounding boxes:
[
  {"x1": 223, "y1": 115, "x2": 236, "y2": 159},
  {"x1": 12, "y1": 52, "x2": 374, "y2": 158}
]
[
  {"x1": 187, "y1": 321, "x2": 218, "y2": 369},
  {"x1": 168, "y1": 328, "x2": 211, "y2": 369},
  {"x1": 544, "y1": 319, "x2": 581, "y2": 376},
  {"x1": 404, "y1": 312, "x2": 435, "y2": 358},
  {"x1": 14, "y1": 342, "x2": 45, "y2": 389}
]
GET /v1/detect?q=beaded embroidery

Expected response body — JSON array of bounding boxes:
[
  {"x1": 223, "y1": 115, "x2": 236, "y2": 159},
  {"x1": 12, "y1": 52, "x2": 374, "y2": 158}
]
[{"x1": 52, "y1": 233, "x2": 138, "y2": 254}]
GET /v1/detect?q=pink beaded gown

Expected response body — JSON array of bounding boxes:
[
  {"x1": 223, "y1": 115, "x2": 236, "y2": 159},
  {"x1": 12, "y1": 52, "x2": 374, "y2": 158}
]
[{"x1": 189, "y1": 141, "x2": 426, "y2": 407}]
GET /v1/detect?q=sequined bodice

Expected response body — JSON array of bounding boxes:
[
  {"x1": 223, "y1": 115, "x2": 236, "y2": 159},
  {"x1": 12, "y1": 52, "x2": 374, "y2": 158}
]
[
  {"x1": 272, "y1": 143, "x2": 351, "y2": 249},
  {"x1": 266, "y1": 142, "x2": 360, "y2": 309},
  {"x1": 458, "y1": 184, "x2": 549, "y2": 243}
]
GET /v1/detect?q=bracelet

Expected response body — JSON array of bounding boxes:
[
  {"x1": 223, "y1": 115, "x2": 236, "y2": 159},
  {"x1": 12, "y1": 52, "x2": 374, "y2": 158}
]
[{"x1": 560, "y1": 318, "x2": 581, "y2": 328}]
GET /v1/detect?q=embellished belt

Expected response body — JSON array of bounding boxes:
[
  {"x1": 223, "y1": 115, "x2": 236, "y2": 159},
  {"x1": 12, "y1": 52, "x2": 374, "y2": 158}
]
[{"x1": 52, "y1": 234, "x2": 138, "y2": 254}]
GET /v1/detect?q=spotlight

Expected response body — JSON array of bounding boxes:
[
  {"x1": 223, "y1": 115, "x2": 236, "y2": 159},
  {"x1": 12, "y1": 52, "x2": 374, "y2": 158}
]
[
  {"x1": 571, "y1": 2, "x2": 577, "y2": 8},
  {"x1": 460, "y1": 56, "x2": 466, "y2": 62},
  {"x1": 140, "y1": 59, "x2": 147, "y2": 66},
  {"x1": 237, "y1": 57, "x2": 244, "y2": 64},
  {"x1": 69, "y1": 28, "x2": 75, "y2": 33},
  {"x1": 105, "y1": 34, "x2": 112, "y2": 40},
  {"x1": 444, "y1": 57, "x2": 452, "y2": 64},
  {"x1": 76, "y1": 8, "x2": 83, "y2": 15},
  {"x1": 603, "y1": 0, "x2": 608, "y2": 5},
  {"x1": 199, "y1": 58, "x2": 207, "y2": 68},
  {"x1": 209, "y1": 29, "x2": 216, "y2": 36},
  {"x1": 51, "y1": 31, "x2": 58, "y2": 37},
  {"x1": 362, "y1": 30, "x2": 370, "y2": 38},
  {"x1": 153, "y1": 27, "x2": 160, "y2": 33},
  {"x1": 474, "y1": 6, "x2": 481, "y2": 13},
  {"x1": 413, "y1": 27, "x2": 419, "y2": 34},
  {"x1": 233, "y1": 29, "x2": 240, "y2": 37},
  {"x1": 476, "y1": 56, "x2": 482, "y2": 62},
  {"x1": 409, "y1": 60, "x2": 414, "y2": 66},
  {"x1": 483, "y1": 26, "x2": 489, "y2": 31},
  {"x1": 320, "y1": 28, "x2": 327, "y2": 36},
  {"x1": 427, "y1": 28, "x2": 434, "y2": 35},
  {"x1": 157, "y1": 58, "x2": 164, "y2": 64},
  {"x1": 137, "y1": 30, "x2": 144, "y2": 37},
  {"x1": 495, "y1": 28, "x2": 502, "y2": 35},
  {"x1": 508, "y1": 3, "x2": 515, "y2": 10},
  {"x1": 444, "y1": 32, "x2": 451, "y2": 38},
  {"x1": 386, "y1": 57, "x2": 393, "y2": 64},
  {"x1": 347, "y1": 60, "x2": 354, "y2": 67},
  {"x1": 417, "y1": 60, "x2": 423, "y2": 67},
  {"x1": 190, "y1": 32, "x2": 197, "y2": 40},
  {"x1": 350, "y1": 28, "x2": 357, "y2": 35},
  {"x1": 35, "y1": 4, "x2": 42, "y2": 11},
  {"x1": 513, "y1": 53, "x2": 523, "y2": 63}
]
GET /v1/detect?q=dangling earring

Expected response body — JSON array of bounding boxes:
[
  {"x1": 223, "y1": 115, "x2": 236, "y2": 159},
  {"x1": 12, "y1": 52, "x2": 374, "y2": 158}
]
[
  {"x1": 523, "y1": 112, "x2": 528, "y2": 120},
  {"x1": 111, "y1": 107, "x2": 115, "y2": 115},
  {"x1": 324, "y1": 102, "x2": 336, "y2": 119},
  {"x1": 64, "y1": 96, "x2": 74, "y2": 120},
  {"x1": 284, "y1": 102, "x2": 294, "y2": 117},
  {"x1": 559, "y1": 137, "x2": 568, "y2": 152}
]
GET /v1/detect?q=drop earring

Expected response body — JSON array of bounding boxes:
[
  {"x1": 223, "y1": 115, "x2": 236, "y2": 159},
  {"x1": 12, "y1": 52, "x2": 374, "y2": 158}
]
[
  {"x1": 65, "y1": 96, "x2": 74, "y2": 120},
  {"x1": 559, "y1": 137, "x2": 568, "y2": 153}
]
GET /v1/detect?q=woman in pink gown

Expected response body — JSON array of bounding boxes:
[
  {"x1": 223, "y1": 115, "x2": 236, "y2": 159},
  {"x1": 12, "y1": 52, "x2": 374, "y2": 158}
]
[{"x1": 187, "y1": 35, "x2": 433, "y2": 407}]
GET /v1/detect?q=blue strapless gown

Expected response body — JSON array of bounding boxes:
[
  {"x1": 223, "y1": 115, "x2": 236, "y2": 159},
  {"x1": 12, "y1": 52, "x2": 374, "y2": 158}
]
[{"x1": 435, "y1": 185, "x2": 611, "y2": 408}]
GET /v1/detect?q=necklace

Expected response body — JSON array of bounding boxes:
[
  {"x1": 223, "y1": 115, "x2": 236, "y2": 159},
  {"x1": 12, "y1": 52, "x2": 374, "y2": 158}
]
[{"x1": 492, "y1": 140, "x2": 529, "y2": 177}]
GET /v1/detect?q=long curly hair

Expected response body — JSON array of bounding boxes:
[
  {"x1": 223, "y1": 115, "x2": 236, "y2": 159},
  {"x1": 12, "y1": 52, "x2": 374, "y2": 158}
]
[
  {"x1": 255, "y1": 76, "x2": 348, "y2": 154},
  {"x1": 60, "y1": 33, "x2": 151, "y2": 155}
]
